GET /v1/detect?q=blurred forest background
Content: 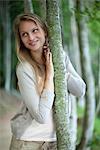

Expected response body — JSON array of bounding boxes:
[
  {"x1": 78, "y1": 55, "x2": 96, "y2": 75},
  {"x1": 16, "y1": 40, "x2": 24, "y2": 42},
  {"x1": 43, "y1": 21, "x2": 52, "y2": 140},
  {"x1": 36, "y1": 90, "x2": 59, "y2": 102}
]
[{"x1": 0, "y1": 0, "x2": 100, "y2": 150}]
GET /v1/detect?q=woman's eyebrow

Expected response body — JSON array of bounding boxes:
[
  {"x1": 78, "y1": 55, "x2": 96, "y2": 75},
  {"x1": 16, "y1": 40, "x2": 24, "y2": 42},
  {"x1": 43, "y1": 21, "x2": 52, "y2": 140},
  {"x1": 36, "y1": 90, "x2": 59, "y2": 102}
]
[
  {"x1": 32, "y1": 27, "x2": 38, "y2": 30},
  {"x1": 20, "y1": 27, "x2": 38, "y2": 33}
]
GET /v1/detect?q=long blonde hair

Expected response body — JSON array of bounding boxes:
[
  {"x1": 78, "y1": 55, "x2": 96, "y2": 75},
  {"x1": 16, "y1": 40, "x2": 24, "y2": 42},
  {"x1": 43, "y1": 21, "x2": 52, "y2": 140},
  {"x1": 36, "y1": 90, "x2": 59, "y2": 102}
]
[{"x1": 13, "y1": 13, "x2": 48, "y2": 94}]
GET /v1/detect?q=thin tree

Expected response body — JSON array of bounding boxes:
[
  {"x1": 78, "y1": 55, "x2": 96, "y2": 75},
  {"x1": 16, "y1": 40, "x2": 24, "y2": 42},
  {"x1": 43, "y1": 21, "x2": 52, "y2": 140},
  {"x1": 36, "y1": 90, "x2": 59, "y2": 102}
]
[
  {"x1": 96, "y1": 45, "x2": 100, "y2": 116},
  {"x1": 24, "y1": 0, "x2": 34, "y2": 13},
  {"x1": 46, "y1": 0, "x2": 74, "y2": 149},
  {"x1": 76, "y1": 0, "x2": 96, "y2": 149},
  {"x1": 67, "y1": 0, "x2": 80, "y2": 146},
  {"x1": 0, "y1": 0, "x2": 11, "y2": 91},
  {"x1": 68, "y1": 0, "x2": 81, "y2": 75},
  {"x1": 61, "y1": 0, "x2": 78, "y2": 147},
  {"x1": 39, "y1": 0, "x2": 46, "y2": 21}
]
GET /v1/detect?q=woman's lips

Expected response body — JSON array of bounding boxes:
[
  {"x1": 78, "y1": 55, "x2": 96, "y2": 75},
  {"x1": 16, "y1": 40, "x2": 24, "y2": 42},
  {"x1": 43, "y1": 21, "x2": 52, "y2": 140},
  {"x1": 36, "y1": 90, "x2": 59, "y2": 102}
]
[{"x1": 29, "y1": 40, "x2": 38, "y2": 46}]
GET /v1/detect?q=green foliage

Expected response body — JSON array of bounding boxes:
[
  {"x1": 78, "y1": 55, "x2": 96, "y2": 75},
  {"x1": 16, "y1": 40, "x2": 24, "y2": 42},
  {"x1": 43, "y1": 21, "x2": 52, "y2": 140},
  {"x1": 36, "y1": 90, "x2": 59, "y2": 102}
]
[
  {"x1": 0, "y1": 23, "x2": 4, "y2": 87},
  {"x1": 8, "y1": 0, "x2": 24, "y2": 89},
  {"x1": 86, "y1": 1, "x2": 100, "y2": 103},
  {"x1": 85, "y1": 1, "x2": 100, "y2": 22},
  {"x1": 32, "y1": 0, "x2": 41, "y2": 16},
  {"x1": 77, "y1": 104, "x2": 85, "y2": 118},
  {"x1": 94, "y1": 118, "x2": 100, "y2": 136},
  {"x1": 77, "y1": 106, "x2": 100, "y2": 150},
  {"x1": 88, "y1": 27, "x2": 99, "y2": 84},
  {"x1": 9, "y1": 0, "x2": 24, "y2": 23},
  {"x1": 61, "y1": 0, "x2": 71, "y2": 46},
  {"x1": 74, "y1": 0, "x2": 100, "y2": 23},
  {"x1": 91, "y1": 118, "x2": 100, "y2": 150},
  {"x1": 77, "y1": 105, "x2": 84, "y2": 143},
  {"x1": 88, "y1": 19, "x2": 100, "y2": 104}
]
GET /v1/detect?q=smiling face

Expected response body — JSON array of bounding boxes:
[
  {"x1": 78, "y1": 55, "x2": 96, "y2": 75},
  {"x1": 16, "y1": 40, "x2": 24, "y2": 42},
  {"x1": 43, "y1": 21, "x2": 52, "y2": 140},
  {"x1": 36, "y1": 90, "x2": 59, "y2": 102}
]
[{"x1": 19, "y1": 20, "x2": 46, "y2": 53}]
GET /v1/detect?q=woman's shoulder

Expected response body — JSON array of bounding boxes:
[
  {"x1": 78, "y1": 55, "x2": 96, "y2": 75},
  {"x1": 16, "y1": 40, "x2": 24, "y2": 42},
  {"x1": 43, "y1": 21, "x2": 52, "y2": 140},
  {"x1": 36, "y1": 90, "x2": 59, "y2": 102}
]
[
  {"x1": 62, "y1": 50, "x2": 69, "y2": 67},
  {"x1": 16, "y1": 61, "x2": 35, "y2": 77}
]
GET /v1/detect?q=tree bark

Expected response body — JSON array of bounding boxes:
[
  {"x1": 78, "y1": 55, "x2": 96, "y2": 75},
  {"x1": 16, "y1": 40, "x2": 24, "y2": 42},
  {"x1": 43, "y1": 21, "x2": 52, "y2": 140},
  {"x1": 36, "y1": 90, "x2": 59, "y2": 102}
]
[
  {"x1": 0, "y1": 0, "x2": 11, "y2": 91},
  {"x1": 68, "y1": 0, "x2": 81, "y2": 75},
  {"x1": 66, "y1": 0, "x2": 80, "y2": 147},
  {"x1": 24, "y1": 0, "x2": 34, "y2": 13},
  {"x1": 39, "y1": 0, "x2": 46, "y2": 21},
  {"x1": 96, "y1": 45, "x2": 100, "y2": 116},
  {"x1": 69, "y1": 95, "x2": 77, "y2": 150},
  {"x1": 76, "y1": 0, "x2": 96, "y2": 150},
  {"x1": 46, "y1": 0, "x2": 74, "y2": 150},
  {"x1": 68, "y1": 0, "x2": 85, "y2": 109}
]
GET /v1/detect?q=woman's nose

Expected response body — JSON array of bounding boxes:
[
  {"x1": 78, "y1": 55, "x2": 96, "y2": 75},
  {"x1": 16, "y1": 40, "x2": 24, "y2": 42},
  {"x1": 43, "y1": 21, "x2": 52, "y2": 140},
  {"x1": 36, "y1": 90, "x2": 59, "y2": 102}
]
[{"x1": 28, "y1": 33, "x2": 34, "y2": 41}]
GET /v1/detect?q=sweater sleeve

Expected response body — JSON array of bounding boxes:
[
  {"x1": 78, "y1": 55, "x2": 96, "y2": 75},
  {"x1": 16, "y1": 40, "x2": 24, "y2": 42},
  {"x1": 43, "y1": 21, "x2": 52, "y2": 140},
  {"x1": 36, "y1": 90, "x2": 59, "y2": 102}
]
[
  {"x1": 16, "y1": 62, "x2": 55, "y2": 124},
  {"x1": 65, "y1": 55, "x2": 86, "y2": 97}
]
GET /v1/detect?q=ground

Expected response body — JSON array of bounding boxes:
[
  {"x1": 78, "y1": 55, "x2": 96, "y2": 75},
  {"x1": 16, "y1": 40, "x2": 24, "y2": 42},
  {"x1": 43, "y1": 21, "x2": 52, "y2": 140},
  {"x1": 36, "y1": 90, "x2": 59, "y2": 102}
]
[{"x1": 0, "y1": 89, "x2": 21, "y2": 150}]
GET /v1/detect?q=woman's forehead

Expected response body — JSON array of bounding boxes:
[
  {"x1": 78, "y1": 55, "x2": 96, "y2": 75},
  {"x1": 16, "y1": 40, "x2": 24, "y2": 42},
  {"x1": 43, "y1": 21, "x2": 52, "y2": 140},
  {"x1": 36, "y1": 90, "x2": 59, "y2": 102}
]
[{"x1": 19, "y1": 20, "x2": 40, "y2": 32}]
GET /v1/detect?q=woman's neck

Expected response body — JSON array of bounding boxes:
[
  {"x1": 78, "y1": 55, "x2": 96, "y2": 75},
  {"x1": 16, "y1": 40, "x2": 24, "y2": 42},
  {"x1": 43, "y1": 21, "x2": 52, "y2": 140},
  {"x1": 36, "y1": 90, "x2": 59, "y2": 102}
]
[{"x1": 30, "y1": 51, "x2": 45, "y2": 66}]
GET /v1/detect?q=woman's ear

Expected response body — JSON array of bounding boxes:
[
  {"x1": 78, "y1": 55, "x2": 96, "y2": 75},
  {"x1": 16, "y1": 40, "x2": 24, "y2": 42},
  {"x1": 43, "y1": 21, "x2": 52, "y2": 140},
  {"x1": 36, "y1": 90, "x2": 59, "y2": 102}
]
[{"x1": 45, "y1": 38, "x2": 49, "y2": 46}]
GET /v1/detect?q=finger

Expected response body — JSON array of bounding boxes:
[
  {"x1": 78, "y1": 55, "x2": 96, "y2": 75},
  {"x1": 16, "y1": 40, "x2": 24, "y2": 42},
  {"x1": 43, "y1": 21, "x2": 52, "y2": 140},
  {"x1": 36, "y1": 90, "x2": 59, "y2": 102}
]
[
  {"x1": 47, "y1": 52, "x2": 53, "y2": 64},
  {"x1": 43, "y1": 45, "x2": 48, "y2": 49},
  {"x1": 43, "y1": 43, "x2": 49, "y2": 49},
  {"x1": 49, "y1": 52, "x2": 53, "y2": 63},
  {"x1": 43, "y1": 48, "x2": 50, "y2": 57},
  {"x1": 46, "y1": 51, "x2": 50, "y2": 61},
  {"x1": 45, "y1": 51, "x2": 50, "y2": 64}
]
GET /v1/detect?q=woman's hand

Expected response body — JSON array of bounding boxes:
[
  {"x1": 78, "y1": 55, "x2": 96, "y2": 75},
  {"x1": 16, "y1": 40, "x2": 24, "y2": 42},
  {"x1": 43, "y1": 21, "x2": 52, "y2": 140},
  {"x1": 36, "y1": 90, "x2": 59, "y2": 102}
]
[
  {"x1": 43, "y1": 45, "x2": 54, "y2": 91},
  {"x1": 43, "y1": 45, "x2": 54, "y2": 79}
]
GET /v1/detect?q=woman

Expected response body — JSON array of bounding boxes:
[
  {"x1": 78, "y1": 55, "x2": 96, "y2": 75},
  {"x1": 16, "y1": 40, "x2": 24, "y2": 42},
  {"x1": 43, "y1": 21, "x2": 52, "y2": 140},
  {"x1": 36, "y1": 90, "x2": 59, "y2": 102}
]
[{"x1": 10, "y1": 13, "x2": 86, "y2": 150}]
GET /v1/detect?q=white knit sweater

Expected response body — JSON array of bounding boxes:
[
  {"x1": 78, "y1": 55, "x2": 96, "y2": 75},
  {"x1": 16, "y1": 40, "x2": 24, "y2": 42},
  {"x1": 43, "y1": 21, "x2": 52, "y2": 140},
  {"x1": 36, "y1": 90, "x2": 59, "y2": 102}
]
[{"x1": 11, "y1": 54, "x2": 86, "y2": 141}]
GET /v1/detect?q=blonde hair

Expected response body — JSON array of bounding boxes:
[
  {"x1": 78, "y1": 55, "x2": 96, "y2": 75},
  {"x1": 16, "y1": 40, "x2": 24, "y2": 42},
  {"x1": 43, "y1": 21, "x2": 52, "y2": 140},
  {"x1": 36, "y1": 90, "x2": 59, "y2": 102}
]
[{"x1": 13, "y1": 13, "x2": 48, "y2": 94}]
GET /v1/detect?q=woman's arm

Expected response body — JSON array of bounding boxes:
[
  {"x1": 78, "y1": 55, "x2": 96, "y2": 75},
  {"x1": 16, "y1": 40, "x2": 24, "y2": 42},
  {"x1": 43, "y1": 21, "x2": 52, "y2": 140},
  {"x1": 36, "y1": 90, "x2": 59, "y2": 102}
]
[
  {"x1": 43, "y1": 47, "x2": 54, "y2": 91},
  {"x1": 66, "y1": 55, "x2": 86, "y2": 97},
  {"x1": 16, "y1": 62, "x2": 54, "y2": 124}
]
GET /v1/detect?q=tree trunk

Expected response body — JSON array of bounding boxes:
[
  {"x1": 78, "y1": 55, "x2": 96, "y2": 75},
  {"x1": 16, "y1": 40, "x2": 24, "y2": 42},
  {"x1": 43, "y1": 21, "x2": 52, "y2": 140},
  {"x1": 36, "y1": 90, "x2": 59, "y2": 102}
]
[
  {"x1": 68, "y1": 0, "x2": 85, "y2": 108},
  {"x1": 46, "y1": 0, "x2": 74, "y2": 149},
  {"x1": 76, "y1": 0, "x2": 96, "y2": 150},
  {"x1": 39, "y1": 0, "x2": 46, "y2": 21},
  {"x1": 0, "y1": 0, "x2": 11, "y2": 91},
  {"x1": 24, "y1": 0, "x2": 34, "y2": 13},
  {"x1": 96, "y1": 45, "x2": 100, "y2": 116},
  {"x1": 68, "y1": 0, "x2": 81, "y2": 75},
  {"x1": 69, "y1": 94, "x2": 77, "y2": 149},
  {"x1": 66, "y1": 0, "x2": 80, "y2": 147}
]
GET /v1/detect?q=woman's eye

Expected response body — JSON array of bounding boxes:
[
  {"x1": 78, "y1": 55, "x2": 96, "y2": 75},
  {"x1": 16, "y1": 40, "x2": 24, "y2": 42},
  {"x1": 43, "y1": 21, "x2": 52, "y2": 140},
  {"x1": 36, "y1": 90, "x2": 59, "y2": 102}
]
[
  {"x1": 22, "y1": 33, "x2": 28, "y2": 37},
  {"x1": 32, "y1": 28, "x2": 38, "y2": 33}
]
